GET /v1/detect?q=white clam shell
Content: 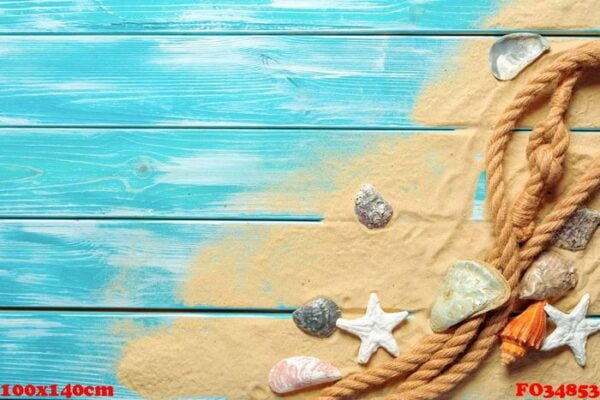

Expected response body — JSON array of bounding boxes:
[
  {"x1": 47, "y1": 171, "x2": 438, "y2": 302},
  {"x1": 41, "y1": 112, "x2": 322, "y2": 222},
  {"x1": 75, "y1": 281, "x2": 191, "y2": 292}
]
[
  {"x1": 430, "y1": 260, "x2": 511, "y2": 333},
  {"x1": 489, "y1": 33, "x2": 550, "y2": 80},
  {"x1": 268, "y1": 356, "x2": 342, "y2": 394}
]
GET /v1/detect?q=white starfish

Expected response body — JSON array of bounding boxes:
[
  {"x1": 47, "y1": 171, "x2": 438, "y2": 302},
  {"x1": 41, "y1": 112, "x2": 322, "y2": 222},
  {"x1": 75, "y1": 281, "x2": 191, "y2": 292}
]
[
  {"x1": 541, "y1": 293, "x2": 600, "y2": 366},
  {"x1": 336, "y1": 293, "x2": 408, "y2": 364}
]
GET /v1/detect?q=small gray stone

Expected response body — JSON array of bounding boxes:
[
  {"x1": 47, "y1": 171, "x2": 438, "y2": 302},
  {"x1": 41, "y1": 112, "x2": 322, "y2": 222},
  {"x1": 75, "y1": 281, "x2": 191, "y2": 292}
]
[
  {"x1": 553, "y1": 208, "x2": 600, "y2": 252},
  {"x1": 293, "y1": 298, "x2": 341, "y2": 338},
  {"x1": 354, "y1": 184, "x2": 393, "y2": 229}
]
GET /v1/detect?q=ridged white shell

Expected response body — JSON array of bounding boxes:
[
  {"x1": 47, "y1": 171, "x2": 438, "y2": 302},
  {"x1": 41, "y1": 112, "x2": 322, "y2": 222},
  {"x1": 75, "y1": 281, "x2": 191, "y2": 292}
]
[
  {"x1": 268, "y1": 356, "x2": 341, "y2": 394},
  {"x1": 489, "y1": 33, "x2": 550, "y2": 80},
  {"x1": 430, "y1": 260, "x2": 511, "y2": 332}
]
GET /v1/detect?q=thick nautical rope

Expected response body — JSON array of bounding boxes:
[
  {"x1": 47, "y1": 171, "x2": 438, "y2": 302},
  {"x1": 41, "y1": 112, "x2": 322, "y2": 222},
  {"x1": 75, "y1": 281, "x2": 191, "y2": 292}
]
[{"x1": 317, "y1": 41, "x2": 600, "y2": 400}]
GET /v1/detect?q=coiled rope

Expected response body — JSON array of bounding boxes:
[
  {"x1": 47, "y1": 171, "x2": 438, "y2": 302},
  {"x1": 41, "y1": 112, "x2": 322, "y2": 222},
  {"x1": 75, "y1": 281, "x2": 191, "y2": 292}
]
[{"x1": 317, "y1": 41, "x2": 600, "y2": 400}]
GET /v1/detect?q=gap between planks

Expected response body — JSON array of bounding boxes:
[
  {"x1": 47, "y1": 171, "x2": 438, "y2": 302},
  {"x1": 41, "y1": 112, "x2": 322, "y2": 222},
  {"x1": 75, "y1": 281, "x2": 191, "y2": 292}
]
[
  {"x1": 0, "y1": 306, "x2": 294, "y2": 315},
  {"x1": 3, "y1": 31, "x2": 600, "y2": 37},
  {"x1": 0, "y1": 125, "x2": 459, "y2": 131},
  {"x1": 0, "y1": 216, "x2": 324, "y2": 222},
  {"x1": 2, "y1": 126, "x2": 600, "y2": 131},
  {"x1": 0, "y1": 308, "x2": 597, "y2": 318}
]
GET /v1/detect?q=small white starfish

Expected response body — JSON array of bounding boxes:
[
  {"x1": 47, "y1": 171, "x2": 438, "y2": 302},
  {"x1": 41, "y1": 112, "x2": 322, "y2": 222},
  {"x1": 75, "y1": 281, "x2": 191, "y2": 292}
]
[
  {"x1": 336, "y1": 293, "x2": 408, "y2": 364},
  {"x1": 541, "y1": 293, "x2": 600, "y2": 366}
]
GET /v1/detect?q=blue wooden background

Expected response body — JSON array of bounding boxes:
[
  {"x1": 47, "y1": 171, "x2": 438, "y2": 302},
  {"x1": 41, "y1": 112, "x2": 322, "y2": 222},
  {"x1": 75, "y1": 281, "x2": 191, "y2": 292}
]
[{"x1": 1, "y1": 1, "x2": 599, "y2": 399}]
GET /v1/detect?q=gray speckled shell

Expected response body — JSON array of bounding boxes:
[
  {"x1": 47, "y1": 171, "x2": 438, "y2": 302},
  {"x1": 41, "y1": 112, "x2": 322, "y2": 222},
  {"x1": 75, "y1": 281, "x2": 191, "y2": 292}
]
[
  {"x1": 489, "y1": 33, "x2": 550, "y2": 80},
  {"x1": 430, "y1": 260, "x2": 511, "y2": 333},
  {"x1": 519, "y1": 251, "x2": 577, "y2": 301},
  {"x1": 553, "y1": 208, "x2": 600, "y2": 252},
  {"x1": 293, "y1": 298, "x2": 341, "y2": 338},
  {"x1": 354, "y1": 184, "x2": 393, "y2": 229}
]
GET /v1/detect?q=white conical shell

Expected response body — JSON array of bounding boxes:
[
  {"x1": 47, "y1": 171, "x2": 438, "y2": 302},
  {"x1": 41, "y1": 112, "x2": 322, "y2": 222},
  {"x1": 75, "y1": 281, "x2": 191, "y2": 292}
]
[
  {"x1": 429, "y1": 260, "x2": 511, "y2": 332},
  {"x1": 268, "y1": 356, "x2": 342, "y2": 394}
]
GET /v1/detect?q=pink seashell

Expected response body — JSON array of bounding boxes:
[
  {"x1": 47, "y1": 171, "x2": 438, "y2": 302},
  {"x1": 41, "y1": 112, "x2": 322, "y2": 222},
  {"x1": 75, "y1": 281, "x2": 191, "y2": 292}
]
[{"x1": 268, "y1": 356, "x2": 342, "y2": 394}]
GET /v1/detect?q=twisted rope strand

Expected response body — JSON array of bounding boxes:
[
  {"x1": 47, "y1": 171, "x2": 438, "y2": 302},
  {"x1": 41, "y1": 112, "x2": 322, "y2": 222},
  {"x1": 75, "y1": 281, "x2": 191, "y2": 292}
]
[
  {"x1": 395, "y1": 158, "x2": 600, "y2": 400},
  {"x1": 316, "y1": 335, "x2": 452, "y2": 400},
  {"x1": 389, "y1": 41, "x2": 600, "y2": 400},
  {"x1": 511, "y1": 71, "x2": 580, "y2": 241},
  {"x1": 317, "y1": 41, "x2": 600, "y2": 400},
  {"x1": 392, "y1": 70, "x2": 583, "y2": 399},
  {"x1": 387, "y1": 317, "x2": 485, "y2": 395}
]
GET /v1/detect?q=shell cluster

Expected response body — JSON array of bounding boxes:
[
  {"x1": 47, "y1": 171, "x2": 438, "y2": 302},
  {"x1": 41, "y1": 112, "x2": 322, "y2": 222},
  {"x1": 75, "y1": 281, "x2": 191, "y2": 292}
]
[
  {"x1": 429, "y1": 260, "x2": 511, "y2": 333},
  {"x1": 268, "y1": 356, "x2": 341, "y2": 394},
  {"x1": 293, "y1": 298, "x2": 341, "y2": 338},
  {"x1": 354, "y1": 184, "x2": 393, "y2": 229},
  {"x1": 500, "y1": 301, "x2": 547, "y2": 366},
  {"x1": 519, "y1": 251, "x2": 577, "y2": 301},
  {"x1": 553, "y1": 208, "x2": 600, "y2": 251},
  {"x1": 489, "y1": 33, "x2": 550, "y2": 80},
  {"x1": 502, "y1": 251, "x2": 579, "y2": 366}
]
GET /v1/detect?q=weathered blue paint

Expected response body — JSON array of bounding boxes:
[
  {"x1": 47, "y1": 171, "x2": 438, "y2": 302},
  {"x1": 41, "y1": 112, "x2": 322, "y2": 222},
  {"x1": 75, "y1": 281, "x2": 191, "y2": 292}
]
[
  {"x1": 0, "y1": 311, "x2": 289, "y2": 399},
  {"x1": 0, "y1": 129, "x2": 395, "y2": 218},
  {"x1": 471, "y1": 170, "x2": 487, "y2": 221},
  {"x1": 0, "y1": 312, "x2": 160, "y2": 399},
  {"x1": 0, "y1": 126, "x2": 488, "y2": 312},
  {"x1": 1, "y1": 2, "x2": 599, "y2": 398},
  {"x1": 0, "y1": 0, "x2": 505, "y2": 34},
  {"x1": 0, "y1": 219, "x2": 315, "y2": 309},
  {"x1": 0, "y1": 35, "x2": 465, "y2": 128}
]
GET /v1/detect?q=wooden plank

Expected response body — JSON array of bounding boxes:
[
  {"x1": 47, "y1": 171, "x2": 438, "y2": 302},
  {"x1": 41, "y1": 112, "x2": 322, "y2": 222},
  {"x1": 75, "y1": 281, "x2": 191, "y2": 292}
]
[
  {"x1": 2, "y1": 217, "x2": 599, "y2": 313},
  {"x1": 1, "y1": 36, "x2": 598, "y2": 128},
  {"x1": 0, "y1": 128, "x2": 389, "y2": 219},
  {"x1": 0, "y1": 219, "x2": 269, "y2": 309},
  {"x1": 0, "y1": 35, "x2": 452, "y2": 127},
  {"x1": 0, "y1": 0, "x2": 522, "y2": 34},
  {"x1": 0, "y1": 129, "x2": 486, "y2": 218},
  {"x1": 1, "y1": 129, "x2": 598, "y2": 220},
  {"x1": 2, "y1": 132, "x2": 599, "y2": 311},
  {"x1": 0, "y1": 311, "x2": 142, "y2": 399},
  {"x1": 0, "y1": 311, "x2": 598, "y2": 399},
  {"x1": 0, "y1": 311, "x2": 292, "y2": 400}
]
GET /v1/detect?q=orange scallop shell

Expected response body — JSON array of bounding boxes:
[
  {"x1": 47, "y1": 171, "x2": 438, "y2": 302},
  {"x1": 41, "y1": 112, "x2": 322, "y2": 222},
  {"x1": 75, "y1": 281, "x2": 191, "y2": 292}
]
[{"x1": 499, "y1": 300, "x2": 547, "y2": 366}]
